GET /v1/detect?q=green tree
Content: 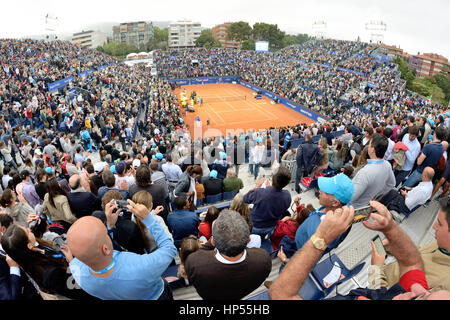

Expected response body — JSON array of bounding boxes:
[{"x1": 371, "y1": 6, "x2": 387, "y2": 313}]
[
  {"x1": 295, "y1": 33, "x2": 312, "y2": 45},
  {"x1": 432, "y1": 73, "x2": 450, "y2": 102},
  {"x1": 241, "y1": 39, "x2": 255, "y2": 51},
  {"x1": 147, "y1": 27, "x2": 169, "y2": 51},
  {"x1": 226, "y1": 21, "x2": 253, "y2": 42},
  {"x1": 195, "y1": 29, "x2": 222, "y2": 49},
  {"x1": 96, "y1": 42, "x2": 138, "y2": 59},
  {"x1": 252, "y1": 22, "x2": 286, "y2": 51}
]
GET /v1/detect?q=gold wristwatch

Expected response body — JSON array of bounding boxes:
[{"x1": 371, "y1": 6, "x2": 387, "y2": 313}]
[{"x1": 310, "y1": 234, "x2": 327, "y2": 251}]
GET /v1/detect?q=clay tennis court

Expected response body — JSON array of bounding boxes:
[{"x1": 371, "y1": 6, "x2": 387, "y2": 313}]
[{"x1": 173, "y1": 83, "x2": 315, "y2": 138}]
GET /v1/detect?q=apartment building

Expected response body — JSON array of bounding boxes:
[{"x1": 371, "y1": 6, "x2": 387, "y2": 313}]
[
  {"x1": 168, "y1": 20, "x2": 202, "y2": 48},
  {"x1": 71, "y1": 30, "x2": 107, "y2": 49},
  {"x1": 113, "y1": 21, "x2": 153, "y2": 48},
  {"x1": 212, "y1": 22, "x2": 241, "y2": 49},
  {"x1": 408, "y1": 53, "x2": 449, "y2": 78}
]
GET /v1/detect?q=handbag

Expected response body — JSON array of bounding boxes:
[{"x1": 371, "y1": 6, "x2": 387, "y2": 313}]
[{"x1": 187, "y1": 194, "x2": 196, "y2": 212}]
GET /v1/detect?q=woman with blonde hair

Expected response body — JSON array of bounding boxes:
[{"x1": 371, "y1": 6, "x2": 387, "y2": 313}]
[
  {"x1": 131, "y1": 190, "x2": 173, "y2": 247},
  {"x1": 177, "y1": 235, "x2": 200, "y2": 280},
  {"x1": 229, "y1": 193, "x2": 261, "y2": 248}
]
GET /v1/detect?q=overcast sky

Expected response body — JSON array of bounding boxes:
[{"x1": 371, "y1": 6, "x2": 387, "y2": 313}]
[{"x1": 1, "y1": 0, "x2": 448, "y2": 58}]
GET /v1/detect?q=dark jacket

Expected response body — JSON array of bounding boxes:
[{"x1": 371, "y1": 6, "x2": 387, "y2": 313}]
[
  {"x1": 128, "y1": 184, "x2": 169, "y2": 223},
  {"x1": 211, "y1": 161, "x2": 229, "y2": 180},
  {"x1": 244, "y1": 186, "x2": 291, "y2": 229},
  {"x1": 174, "y1": 172, "x2": 192, "y2": 198},
  {"x1": 0, "y1": 254, "x2": 21, "y2": 300},
  {"x1": 296, "y1": 141, "x2": 321, "y2": 174},
  {"x1": 201, "y1": 177, "x2": 224, "y2": 196},
  {"x1": 67, "y1": 191, "x2": 102, "y2": 218}
]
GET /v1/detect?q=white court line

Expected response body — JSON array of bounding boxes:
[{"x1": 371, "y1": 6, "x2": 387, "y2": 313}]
[
  {"x1": 226, "y1": 87, "x2": 277, "y2": 120},
  {"x1": 204, "y1": 102, "x2": 226, "y2": 124},
  {"x1": 215, "y1": 109, "x2": 255, "y2": 113}
]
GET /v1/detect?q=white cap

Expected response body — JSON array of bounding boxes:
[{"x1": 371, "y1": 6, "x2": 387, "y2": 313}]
[
  {"x1": 94, "y1": 162, "x2": 106, "y2": 173},
  {"x1": 132, "y1": 159, "x2": 141, "y2": 168}
]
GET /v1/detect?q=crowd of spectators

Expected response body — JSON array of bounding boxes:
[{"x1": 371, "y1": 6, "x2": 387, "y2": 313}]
[{"x1": 0, "y1": 37, "x2": 449, "y2": 301}]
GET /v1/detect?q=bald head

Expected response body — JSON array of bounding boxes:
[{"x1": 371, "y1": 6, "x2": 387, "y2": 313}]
[
  {"x1": 69, "y1": 174, "x2": 81, "y2": 190},
  {"x1": 67, "y1": 216, "x2": 113, "y2": 267},
  {"x1": 442, "y1": 141, "x2": 448, "y2": 152},
  {"x1": 422, "y1": 167, "x2": 435, "y2": 182}
]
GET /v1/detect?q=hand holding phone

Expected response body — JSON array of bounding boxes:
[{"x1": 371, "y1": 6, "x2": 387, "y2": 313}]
[
  {"x1": 370, "y1": 235, "x2": 386, "y2": 265},
  {"x1": 351, "y1": 205, "x2": 372, "y2": 224}
]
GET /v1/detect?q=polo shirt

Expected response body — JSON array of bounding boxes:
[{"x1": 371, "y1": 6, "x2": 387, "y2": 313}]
[{"x1": 417, "y1": 142, "x2": 443, "y2": 173}]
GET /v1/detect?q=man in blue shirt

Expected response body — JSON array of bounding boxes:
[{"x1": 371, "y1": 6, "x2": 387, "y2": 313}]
[
  {"x1": 65, "y1": 199, "x2": 177, "y2": 300},
  {"x1": 243, "y1": 167, "x2": 292, "y2": 238},
  {"x1": 295, "y1": 173, "x2": 354, "y2": 253},
  {"x1": 167, "y1": 196, "x2": 199, "y2": 248}
]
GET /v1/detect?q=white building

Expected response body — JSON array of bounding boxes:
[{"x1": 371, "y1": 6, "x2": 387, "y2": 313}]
[
  {"x1": 168, "y1": 20, "x2": 202, "y2": 48},
  {"x1": 71, "y1": 30, "x2": 107, "y2": 49}
]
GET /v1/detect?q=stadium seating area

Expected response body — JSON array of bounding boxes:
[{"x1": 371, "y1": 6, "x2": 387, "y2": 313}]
[{"x1": 0, "y1": 37, "x2": 449, "y2": 301}]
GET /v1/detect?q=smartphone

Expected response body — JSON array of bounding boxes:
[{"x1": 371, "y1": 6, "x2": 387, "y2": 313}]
[
  {"x1": 352, "y1": 205, "x2": 372, "y2": 224},
  {"x1": 115, "y1": 200, "x2": 129, "y2": 209},
  {"x1": 372, "y1": 235, "x2": 387, "y2": 256}
]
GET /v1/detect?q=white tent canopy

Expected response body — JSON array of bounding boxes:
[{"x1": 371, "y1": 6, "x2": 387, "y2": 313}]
[{"x1": 126, "y1": 53, "x2": 138, "y2": 59}]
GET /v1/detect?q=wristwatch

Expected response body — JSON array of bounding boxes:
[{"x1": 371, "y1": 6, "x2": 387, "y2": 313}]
[{"x1": 310, "y1": 234, "x2": 327, "y2": 251}]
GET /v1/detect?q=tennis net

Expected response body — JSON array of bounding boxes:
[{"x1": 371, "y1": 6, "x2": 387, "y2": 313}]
[{"x1": 203, "y1": 95, "x2": 246, "y2": 103}]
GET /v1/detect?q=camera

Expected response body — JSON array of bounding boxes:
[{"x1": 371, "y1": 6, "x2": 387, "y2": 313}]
[{"x1": 52, "y1": 236, "x2": 67, "y2": 252}]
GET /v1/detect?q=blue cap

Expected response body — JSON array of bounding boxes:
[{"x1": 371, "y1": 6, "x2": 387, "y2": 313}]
[
  {"x1": 427, "y1": 119, "x2": 435, "y2": 127},
  {"x1": 318, "y1": 174, "x2": 354, "y2": 204},
  {"x1": 256, "y1": 137, "x2": 262, "y2": 143},
  {"x1": 220, "y1": 152, "x2": 227, "y2": 159},
  {"x1": 110, "y1": 165, "x2": 116, "y2": 174},
  {"x1": 209, "y1": 170, "x2": 218, "y2": 179},
  {"x1": 45, "y1": 167, "x2": 54, "y2": 174},
  {"x1": 156, "y1": 153, "x2": 163, "y2": 160},
  {"x1": 428, "y1": 134, "x2": 434, "y2": 140},
  {"x1": 446, "y1": 112, "x2": 450, "y2": 117}
]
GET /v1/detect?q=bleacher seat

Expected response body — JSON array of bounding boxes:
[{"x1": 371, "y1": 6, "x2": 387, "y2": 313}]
[
  {"x1": 311, "y1": 253, "x2": 365, "y2": 296},
  {"x1": 246, "y1": 275, "x2": 325, "y2": 300},
  {"x1": 246, "y1": 290, "x2": 270, "y2": 300},
  {"x1": 194, "y1": 200, "x2": 233, "y2": 215},
  {"x1": 222, "y1": 190, "x2": 238, "y2": 201},
  {"x1": 298, "y1": 275, "x2": 326, "y2": 300},
  {"x1": 205, "y1": 193, "x2": 223, "y2": 204}
]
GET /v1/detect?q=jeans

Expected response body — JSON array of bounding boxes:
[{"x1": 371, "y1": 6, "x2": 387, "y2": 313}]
[
  {"x1": 295, "y1": 167, "x2": 304, "y2": 193},
  {"x1": 403, "y1": 169, "x2": 422, "y2": 188},
  {"x1": 251, "y1": 226, "x2": 275, "y2": 241},
  {"x1": 394, "y1": 169, "x2": 411, "y2": 187},
  {"x1": 249, "y1": 163, "x2": 261, "y2": 180}
]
